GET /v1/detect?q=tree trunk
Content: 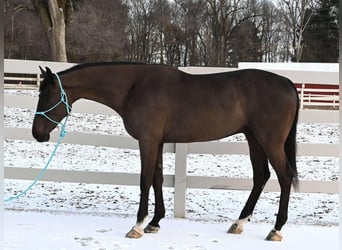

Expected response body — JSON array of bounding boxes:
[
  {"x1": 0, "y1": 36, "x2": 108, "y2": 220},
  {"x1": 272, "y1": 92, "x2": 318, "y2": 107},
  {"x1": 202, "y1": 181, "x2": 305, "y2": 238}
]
[
  {"x1": 48, "y1": 0, "x2": 67, "y2": 62},
  {"x1": 34, "y1": 0, "x2": 67, "y2": 62}
]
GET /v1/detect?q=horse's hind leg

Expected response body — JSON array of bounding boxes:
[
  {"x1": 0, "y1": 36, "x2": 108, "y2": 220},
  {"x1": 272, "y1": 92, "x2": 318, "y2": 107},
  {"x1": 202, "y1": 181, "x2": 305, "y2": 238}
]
[
  {"x1": 144, "y1": 144, "x2": 165, "y2": 233},
  {"x1": 264, "y1": 144, "x2": 294, "y2": 241},
  {"x1": 228, "y1": 131, "x2": 270, "y2": 234}
]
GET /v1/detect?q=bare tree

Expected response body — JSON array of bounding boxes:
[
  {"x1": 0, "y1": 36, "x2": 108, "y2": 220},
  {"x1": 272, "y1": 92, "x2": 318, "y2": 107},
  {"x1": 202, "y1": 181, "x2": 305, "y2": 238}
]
[
  {"x1": 173, "y1": 0, "x2": 206, "y2": 66},
  {"x1": 125, "y1": 0, "x2": 160, "y2": 63},
  {"x1": 163, "y1": 22, "x2": 184, "y2": 66},
  {"x1": 279, "y1": 0, "x2": 315, "y2": 62},
  {"x1": 229, "y1": 20, "x2": 262, "y2": 66},
  {"x1": 7, "y1": 0, "x2": 328, "y2": 65},
  {"x1": 4, "y1": 0, "x2": 50, "y2": 60},
  {"x1": 151, "y1": 0, "x2": 173, "y2": 64},
  {"x1": 258, "y1": 0, "x2": 284, "y2": 62},
  {"x1": 67, "y1": 0, "x2": 128, "y2": 62},
  {"x1": 32, "y1": 0, "x2": 73, "y2": 62},
  {"x1": 204, "y1": 0, "x2": 258, "y2": 66}
]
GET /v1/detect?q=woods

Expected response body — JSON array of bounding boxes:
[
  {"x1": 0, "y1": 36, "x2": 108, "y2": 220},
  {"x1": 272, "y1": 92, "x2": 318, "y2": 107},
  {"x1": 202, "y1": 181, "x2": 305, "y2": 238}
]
[{"x1": 4, "y1": 0, "x2": 339, "y2": 66}]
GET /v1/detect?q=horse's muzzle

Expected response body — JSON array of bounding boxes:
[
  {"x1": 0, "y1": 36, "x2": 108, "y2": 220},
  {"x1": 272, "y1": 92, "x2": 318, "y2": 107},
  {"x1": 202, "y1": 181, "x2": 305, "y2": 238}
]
[{"x1": 32, "y1": 130, "x2": 50, "y2": 142}]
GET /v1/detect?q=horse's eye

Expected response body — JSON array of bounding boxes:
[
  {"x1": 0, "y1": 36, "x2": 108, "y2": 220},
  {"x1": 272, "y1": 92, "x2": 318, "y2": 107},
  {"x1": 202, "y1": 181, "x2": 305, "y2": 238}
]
[
  {"x1": 39, "y1": 91, "x2": 49, "y2": 100},
  {"x1": 39, "y1": 91, "x2": 44, "y2": 98}
]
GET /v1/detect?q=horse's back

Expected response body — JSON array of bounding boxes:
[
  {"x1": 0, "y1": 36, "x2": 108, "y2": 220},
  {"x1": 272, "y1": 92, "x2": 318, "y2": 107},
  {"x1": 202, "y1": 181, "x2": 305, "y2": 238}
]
[{"x1": 175, "y1": 68, "x2": 298, "y2": 118}]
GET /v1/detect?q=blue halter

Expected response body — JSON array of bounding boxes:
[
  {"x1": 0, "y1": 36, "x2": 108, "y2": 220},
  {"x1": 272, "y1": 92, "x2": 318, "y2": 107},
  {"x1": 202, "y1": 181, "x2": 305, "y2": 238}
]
[{"x1": 35, "y1": 73, "x2": 71, "y2": 137}]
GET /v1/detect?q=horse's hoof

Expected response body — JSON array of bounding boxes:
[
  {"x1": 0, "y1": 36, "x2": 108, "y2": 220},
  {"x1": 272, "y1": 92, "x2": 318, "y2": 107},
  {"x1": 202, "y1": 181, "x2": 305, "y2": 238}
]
[
  {"x1": 265, "y1": 229, "x2": 282, "y2": 241},
  {"x1": 227, "y1": 223, "x2": 243, "y2": 234},
  {"x1": 144, "y1": 224, "x2": 160, "y2": 234},
  {"x1": 125, "y1": 228, "x2": 144, "y2": 239}
]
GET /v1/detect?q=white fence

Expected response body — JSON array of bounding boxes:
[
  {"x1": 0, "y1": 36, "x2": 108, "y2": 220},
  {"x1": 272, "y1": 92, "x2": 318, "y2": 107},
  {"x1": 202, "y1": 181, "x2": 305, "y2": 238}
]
[
  {"x1": 4, "y1": 95, "x2": 339, "y2": 217},
  {"x1": 4, "y1": 59, "x2": 76, "y2": 88},
  {"x1": 4, "y1": 60, "x2": 339, "y2": 217}
]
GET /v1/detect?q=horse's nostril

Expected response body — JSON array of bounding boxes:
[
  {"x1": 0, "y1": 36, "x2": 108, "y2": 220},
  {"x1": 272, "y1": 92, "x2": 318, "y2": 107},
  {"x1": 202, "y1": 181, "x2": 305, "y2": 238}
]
[{"x1": 32, "y1": 130, "x2": 50, "y2": 142}]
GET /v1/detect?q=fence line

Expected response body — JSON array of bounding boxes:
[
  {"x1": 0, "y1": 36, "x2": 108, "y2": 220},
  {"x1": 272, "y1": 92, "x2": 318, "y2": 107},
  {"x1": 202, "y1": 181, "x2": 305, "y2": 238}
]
[
  {"x1": 4, "y1": 94, "x2": 340, "y2": 121},
  {"x1": 4, "y1": 61, "x2": 339, "y2": 218},
  {"x1": 3, "y1": 124, "x2": 339, "y2": 157}
]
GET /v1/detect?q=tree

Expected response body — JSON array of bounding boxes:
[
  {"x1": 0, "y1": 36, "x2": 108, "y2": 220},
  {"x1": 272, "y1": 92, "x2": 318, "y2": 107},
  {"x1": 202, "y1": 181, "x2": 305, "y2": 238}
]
[
  {"x1": 301, "y1": 0, "x2": 339, "y2": 62},
  {"x1": 257, "y1": 0, "x2": 283, "y2": 62},
  {"x1": 7, "y1": 0, "x2": 337, "y2": 64},
  {"x1": 229, "y1": 20, "x2": 262, "y2": 66},
  {"x1": 173, "y1": 0, "x2": 206, "y2": 66},
  {"x1": 67, "y1": 0, "x2": 129, "y2": 62},
  {"x1": 4, "y1": 0, "x2": 49, "y2": 60},
  {"x1": 279, "y1": 0, "x2": 315, "y2": 62},
  {"x1": 125, "y1": 0, "x2": 160, "y2": 63},
  {"x1": 31, "y1": 0, "x2": 74, "y2": 62},
  {"x1": 204, "y1": 0, "x2": 259, "y2": 66}
]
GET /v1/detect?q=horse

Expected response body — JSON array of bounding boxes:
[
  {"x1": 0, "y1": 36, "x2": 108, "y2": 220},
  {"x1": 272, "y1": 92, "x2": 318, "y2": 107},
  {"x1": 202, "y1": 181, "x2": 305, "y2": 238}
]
[{"x1": 32, "y1": 62, "x2": 299, "y2": 241}]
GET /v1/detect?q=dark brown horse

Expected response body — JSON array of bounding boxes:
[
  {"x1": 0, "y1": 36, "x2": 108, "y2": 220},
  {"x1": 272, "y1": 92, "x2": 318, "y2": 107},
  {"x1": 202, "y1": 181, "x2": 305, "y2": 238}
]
[{"x1": 32, "y1": 62, "x2": 299, "y2": 241}]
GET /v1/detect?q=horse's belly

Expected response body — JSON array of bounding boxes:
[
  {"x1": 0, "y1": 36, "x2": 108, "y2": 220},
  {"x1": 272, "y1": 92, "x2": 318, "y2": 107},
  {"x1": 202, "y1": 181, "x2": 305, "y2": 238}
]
[{"x1": 163, "y1": 114, "x2": 245, "y2": 143}]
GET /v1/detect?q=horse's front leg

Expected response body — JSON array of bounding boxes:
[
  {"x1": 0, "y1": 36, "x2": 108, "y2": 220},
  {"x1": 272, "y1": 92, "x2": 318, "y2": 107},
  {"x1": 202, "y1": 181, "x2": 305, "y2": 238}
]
[
  {"x1": 125, "y1": 139, "x2": 159, "y2": 239},
  {"x1": 144, "y1": 144, "x2": 165, "y2": 234}
]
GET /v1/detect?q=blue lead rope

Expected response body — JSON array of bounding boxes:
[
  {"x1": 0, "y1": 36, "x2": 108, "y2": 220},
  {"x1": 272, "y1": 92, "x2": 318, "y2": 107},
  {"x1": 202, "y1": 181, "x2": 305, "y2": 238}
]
[{"x1": 4, "y1": 73, "x2": 70, "y2": 202}]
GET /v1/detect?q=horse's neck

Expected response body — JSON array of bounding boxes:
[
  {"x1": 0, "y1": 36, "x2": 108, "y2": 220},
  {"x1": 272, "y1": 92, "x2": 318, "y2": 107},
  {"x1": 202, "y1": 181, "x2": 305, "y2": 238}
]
[{"x1": 64, "y1": 68, "x2": 135, "y2": 115}]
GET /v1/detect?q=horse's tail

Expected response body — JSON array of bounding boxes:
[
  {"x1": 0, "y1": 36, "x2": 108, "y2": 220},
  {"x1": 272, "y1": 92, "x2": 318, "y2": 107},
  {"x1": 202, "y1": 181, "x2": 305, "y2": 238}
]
[{"x1": 285, "y1": 80, "x2": 299, "y2": 190}]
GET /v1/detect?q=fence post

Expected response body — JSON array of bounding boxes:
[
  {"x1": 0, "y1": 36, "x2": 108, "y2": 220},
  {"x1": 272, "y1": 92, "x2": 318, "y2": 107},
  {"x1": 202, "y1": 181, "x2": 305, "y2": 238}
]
[
  {"x1": 174, "y1": 143, "x2": 188, "y2": 218},
  {"x1": 37, "y1": 73, "x2": 40, "y2": 88},
  {"x1": 300, "y1": 83, "x2": 305, "y2": 109}
]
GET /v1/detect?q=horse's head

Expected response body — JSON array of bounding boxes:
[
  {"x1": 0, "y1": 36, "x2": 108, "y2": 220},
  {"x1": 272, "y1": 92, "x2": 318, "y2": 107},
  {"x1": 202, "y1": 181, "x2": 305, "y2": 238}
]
[{"x1": 32, "y1": 67, "x2": 71, "y2": 142}]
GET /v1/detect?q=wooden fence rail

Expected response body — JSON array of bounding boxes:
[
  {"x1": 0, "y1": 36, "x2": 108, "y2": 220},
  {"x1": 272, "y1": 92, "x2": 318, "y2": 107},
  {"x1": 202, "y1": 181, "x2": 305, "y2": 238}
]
[{"x1": 4, "y1": 93, "x2": 339, "y2": 217}]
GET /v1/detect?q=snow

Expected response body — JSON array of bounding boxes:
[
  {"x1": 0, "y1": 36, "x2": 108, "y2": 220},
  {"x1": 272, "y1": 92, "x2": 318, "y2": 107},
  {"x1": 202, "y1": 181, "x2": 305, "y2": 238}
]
[
  {"x1": 3, "y1": 90, "x2": 340, "y2": 249},
  {"x1": 4, "y1": 211, "x2": 339, "y2": 250}
]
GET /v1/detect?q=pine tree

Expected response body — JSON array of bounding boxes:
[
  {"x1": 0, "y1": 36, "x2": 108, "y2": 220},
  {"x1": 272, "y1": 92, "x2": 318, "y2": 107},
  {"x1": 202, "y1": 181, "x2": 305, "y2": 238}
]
[{"x1": 302, "y1": 0, "x2": 339, "y2": 62}]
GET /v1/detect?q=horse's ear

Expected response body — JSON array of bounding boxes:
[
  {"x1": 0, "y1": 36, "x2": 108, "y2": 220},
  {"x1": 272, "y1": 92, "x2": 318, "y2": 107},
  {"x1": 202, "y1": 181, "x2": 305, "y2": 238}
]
[
  {"x1": 45, "y1": 67, "x2": 53, "y2": 77},
  {"x1": 39, "y1": 66, "x2": 46, "y2": 76},
  {"x1": 40, "y1": 66, "x2": 54, "y2": 80}
]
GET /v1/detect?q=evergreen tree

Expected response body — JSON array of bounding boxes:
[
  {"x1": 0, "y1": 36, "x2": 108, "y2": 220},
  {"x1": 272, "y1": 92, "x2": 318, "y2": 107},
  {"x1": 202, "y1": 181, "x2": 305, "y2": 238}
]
[{"x1": 302, "y1": 0, "x2": 339, "y2": 62}]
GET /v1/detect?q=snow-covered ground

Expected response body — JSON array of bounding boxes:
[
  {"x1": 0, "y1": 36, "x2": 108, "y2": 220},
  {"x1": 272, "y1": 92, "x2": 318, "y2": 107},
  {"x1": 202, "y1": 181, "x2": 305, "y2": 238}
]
[
  {"x1": 3, "y1": 89, "x2": 339, "y2": 249},
  {"x1": 4, "y1": 211, "x2": 339, "y2": 250}
]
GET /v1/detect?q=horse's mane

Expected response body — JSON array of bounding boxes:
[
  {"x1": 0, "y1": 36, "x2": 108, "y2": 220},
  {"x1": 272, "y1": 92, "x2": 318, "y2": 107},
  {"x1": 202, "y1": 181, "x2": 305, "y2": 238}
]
[{"x1": 59, "y1": 61, "x2": 146, "y2": 75}]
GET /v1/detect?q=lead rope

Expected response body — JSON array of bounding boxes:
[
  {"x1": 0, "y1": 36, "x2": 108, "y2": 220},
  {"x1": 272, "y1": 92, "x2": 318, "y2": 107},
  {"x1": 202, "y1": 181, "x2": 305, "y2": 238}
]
[{"x1": 4, "y1": 73, "x2": 70, "y2": 202}]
